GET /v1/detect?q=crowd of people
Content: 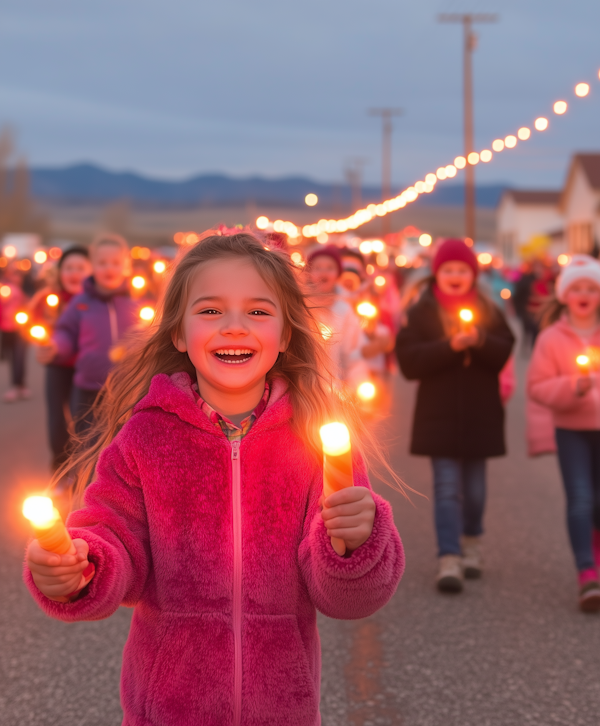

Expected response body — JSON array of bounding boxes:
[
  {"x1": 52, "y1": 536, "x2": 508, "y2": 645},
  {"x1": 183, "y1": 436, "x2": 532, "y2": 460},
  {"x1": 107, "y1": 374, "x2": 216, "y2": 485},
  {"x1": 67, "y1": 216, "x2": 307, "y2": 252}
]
[{"x1": 4, "y1": 227, "x2": 600, "y2": 723}]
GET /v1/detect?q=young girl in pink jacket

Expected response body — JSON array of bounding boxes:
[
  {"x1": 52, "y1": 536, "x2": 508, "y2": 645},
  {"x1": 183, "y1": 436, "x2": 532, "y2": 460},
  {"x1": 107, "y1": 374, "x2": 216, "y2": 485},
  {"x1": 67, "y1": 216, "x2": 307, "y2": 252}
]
[
  {"x1": 528, "y1": 254, "x2": 600, "y2": 612},
  {"x1": 24, "y1": 232, "x2": 404, "y2": 726}
]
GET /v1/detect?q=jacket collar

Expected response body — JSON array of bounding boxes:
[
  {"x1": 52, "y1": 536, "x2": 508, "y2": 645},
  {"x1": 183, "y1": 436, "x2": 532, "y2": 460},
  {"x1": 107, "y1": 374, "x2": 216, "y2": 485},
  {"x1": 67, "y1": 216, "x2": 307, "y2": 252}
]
[
  {"x1": 133, "y1": 372, "x2": 292, "y2": 437},
  {"x1": 83, "y1": 276, "x2": 130, "y2": 301},
  {"x1": 554, "y1": 313, "x2": 600, "y2": 343}
]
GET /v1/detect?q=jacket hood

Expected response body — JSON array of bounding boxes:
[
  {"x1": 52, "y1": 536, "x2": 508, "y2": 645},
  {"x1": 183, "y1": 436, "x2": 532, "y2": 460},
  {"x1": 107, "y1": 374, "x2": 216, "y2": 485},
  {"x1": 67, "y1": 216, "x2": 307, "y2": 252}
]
[
  {"x1": 133, "y1": 372, "x2": 292, "y2": 436},
  {"x1": 83, "y1": 276, "x2": 130, "y2": 301}
]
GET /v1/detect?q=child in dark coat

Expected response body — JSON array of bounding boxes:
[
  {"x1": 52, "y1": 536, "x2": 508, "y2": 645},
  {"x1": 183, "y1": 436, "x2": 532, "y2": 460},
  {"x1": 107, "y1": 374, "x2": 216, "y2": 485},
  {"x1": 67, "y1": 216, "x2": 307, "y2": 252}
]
[{"x1": 396, "y1": 239, "x2": 514, "y2": 592}]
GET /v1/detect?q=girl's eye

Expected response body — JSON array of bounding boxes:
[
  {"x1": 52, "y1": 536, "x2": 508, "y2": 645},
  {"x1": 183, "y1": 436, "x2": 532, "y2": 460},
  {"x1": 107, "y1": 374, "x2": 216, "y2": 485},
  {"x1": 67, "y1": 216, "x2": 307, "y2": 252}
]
[
  {"x1": 199, "y1": 308, "x2": 220, "y2": 315},
  {"x1": 249, "y1": 310, "x2": 270, "y2": 316}
]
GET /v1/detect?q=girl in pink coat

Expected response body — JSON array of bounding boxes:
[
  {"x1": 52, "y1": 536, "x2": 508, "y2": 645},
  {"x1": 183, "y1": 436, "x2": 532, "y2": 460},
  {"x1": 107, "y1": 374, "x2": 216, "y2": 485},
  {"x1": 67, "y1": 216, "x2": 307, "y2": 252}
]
[
  {"x1": 527, "y1": 254, "x2": 600, "y2": 612},
  {"x1": 24, "y1": 232, "x2": 404, "y2": 726}
]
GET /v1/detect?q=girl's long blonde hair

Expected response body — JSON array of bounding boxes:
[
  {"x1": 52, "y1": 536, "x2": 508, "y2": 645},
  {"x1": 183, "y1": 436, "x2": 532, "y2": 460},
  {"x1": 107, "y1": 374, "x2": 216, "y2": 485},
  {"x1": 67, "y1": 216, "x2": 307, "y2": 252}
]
[{"x1": 60, "y1": 232, "x2": 406, "y2": 504}]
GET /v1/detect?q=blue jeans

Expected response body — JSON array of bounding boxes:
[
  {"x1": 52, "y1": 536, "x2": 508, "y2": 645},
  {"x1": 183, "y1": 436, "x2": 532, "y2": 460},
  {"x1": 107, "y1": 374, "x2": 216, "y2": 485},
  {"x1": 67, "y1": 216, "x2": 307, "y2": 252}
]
[
  {"x1": 431, "y1": 458, "x2": 487, "y2": 557},
  {"x1": 555, "y1": 428, "x2": 600, "y2": 572}
]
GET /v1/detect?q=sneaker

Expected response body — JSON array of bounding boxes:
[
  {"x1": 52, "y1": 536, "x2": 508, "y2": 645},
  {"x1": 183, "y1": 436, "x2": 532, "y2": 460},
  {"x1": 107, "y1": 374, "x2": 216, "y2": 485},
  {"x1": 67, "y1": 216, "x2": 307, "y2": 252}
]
[
  {"x1": 436, "y1": 554, "x2": 464, "y2": 593},
  {"x1": 462, "y1": 535, "x2": 483, "y2": 579},
  {"x1": 578, "y1": 569, "x2": 600, "y2": 613},
  {"x1": 18, "y1": 387, "x2": 31, "y2": 400},
  {"x1": 3, "y1": 388, "x2": 19, "y2": 403}
]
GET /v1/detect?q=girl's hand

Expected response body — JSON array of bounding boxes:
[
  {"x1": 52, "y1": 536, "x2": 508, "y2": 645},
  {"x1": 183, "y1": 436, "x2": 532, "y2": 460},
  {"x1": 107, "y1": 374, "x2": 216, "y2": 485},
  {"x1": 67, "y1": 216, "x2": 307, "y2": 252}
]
[
  {"x1": 36, "y1": 340, "x2": 58, "y2": 365},
  {"x1": 450, "y1": 329, "x2": 479, "y2": 351},
  {"x1": 576, "y1": 376, "x2": 593, "y2": 396},
  {"x1": 321, "y1": 486, "x2": 376, "y2": 553},
  {"x1": 27, "y1": 538, "x2": 93, "y2": 602}
]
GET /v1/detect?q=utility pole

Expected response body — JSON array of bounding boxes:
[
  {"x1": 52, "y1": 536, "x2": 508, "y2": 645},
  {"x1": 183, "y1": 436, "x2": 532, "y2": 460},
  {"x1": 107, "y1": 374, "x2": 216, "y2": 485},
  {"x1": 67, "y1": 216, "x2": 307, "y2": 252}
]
[
  {"x1": 438, "y1": 13, "x2": 498, "y2": 244},
  {"x1": 344, "y1": 157, "x2": 368, "y2": 212},
  {"x1": 368, "y1": 107, "x2": 403, "y2": 238}
]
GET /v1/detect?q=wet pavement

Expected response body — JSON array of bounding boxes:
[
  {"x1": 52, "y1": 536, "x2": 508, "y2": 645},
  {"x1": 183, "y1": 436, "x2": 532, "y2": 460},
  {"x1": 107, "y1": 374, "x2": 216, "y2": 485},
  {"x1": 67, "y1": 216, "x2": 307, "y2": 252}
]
[{"x1": 2, "y1": 350, "x2": 600, "y2": 725}]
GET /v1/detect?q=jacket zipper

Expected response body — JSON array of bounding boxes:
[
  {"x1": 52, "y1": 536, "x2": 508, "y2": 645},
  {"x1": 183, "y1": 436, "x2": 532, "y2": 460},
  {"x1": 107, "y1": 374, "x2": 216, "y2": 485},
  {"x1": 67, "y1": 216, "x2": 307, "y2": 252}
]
[
  {"x1": 107, "y1": 300, "x2": 119, "y2": 345},
  {"x1": 231, "y1": 440, "x2": 242, "y2": 726}
]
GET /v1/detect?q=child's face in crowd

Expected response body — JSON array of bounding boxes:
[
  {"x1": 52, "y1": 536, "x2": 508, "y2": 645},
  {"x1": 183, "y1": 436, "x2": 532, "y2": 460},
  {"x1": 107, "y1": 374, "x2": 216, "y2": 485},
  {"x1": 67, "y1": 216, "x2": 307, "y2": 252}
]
[
  {"x1": 60, "y1": 254, "x2": 92, "y2": 295},
  {"x1": 308, "y1": 256, "x2": 339, "y2": 295},
  {"x1": 175, "y1": 257, "x2": 288, "y2": 402},
  {"x1": 92, "y1": 244, "x2": 129, "y2": 291},
  {"x1": 564, "y1": 279, "x2": 600, "y2": 319},
  {"x1": 436, "y1": 261, "x2": 474, "y2": 296}
]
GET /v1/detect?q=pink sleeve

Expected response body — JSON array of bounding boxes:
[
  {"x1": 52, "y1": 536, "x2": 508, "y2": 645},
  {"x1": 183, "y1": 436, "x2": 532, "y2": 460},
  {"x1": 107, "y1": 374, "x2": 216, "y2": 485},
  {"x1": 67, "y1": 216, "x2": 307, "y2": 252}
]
[
  {"x1": 298, "y1": 454, "x2": 404, "y2": 620},
  {"x1": 23, "y1": 437, "x2": 151, "y2": 622},
  {"x1": 527, "y1": 332, "x2": 579, "y2": 411}
]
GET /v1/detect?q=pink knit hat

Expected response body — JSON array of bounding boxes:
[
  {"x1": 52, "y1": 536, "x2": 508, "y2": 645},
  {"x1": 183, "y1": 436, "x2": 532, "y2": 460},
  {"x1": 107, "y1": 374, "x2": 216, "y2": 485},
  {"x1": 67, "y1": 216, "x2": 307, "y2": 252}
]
[
  {"x1": 307, "y1": 245, "x2": 343, "y2": 276},
  {"x1": 432, "y1": 239, "x2": 478, "y2": 277}
]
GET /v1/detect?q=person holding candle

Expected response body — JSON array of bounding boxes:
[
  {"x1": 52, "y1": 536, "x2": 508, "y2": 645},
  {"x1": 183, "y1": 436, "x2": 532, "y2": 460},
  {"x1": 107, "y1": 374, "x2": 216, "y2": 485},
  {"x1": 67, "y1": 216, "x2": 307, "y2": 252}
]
[
  {"x1": 396, "y1": 238, "x2": 514, "y2": 592},
  {"x1": 30, "y1": 247, "x2": 92, "y2": 471},
  {"x1": 0, "y1": 260, "x2": 30, "y2": 402},
  {"x1": 527, "y1": 254, "x2": 600, "y2": 612},
  {"x1": 37, "y1": 234, "x2": 137, "y2": 438},
  {"x1": 25, "y1": 232, "x2": 404, "y2": 726},
  {"x1": 305, "y1": 245, "x2": 371, "y2": 389}
]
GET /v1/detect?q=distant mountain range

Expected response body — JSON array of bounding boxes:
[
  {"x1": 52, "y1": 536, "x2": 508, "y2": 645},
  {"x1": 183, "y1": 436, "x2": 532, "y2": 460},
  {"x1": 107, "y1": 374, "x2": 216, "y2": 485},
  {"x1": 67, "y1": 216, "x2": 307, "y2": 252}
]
[{"x1": 28, "y1": 163, "x2": 508, "y2": 209}]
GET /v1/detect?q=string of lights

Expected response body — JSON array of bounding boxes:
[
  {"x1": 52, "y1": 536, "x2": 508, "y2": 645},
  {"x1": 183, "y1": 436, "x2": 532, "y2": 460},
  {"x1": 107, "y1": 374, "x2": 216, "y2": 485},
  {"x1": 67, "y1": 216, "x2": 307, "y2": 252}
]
[{"x1": 254, "y1": 73, "x2": 599, "y2": 243}]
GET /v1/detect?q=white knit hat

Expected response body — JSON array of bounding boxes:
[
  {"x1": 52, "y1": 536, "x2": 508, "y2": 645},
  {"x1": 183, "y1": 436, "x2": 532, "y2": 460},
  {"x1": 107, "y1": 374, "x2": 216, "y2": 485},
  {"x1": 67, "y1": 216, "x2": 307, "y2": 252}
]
[{"x1": 555, "y1": 254, "x2": 600, "y2": 302}]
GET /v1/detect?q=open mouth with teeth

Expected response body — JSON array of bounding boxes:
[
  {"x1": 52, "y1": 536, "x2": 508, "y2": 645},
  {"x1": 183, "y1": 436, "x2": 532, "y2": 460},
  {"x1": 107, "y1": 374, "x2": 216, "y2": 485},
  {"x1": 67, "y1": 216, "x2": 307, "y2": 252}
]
[{"x1": 212, "y1": 348, "x2": 256, "y2": 364}]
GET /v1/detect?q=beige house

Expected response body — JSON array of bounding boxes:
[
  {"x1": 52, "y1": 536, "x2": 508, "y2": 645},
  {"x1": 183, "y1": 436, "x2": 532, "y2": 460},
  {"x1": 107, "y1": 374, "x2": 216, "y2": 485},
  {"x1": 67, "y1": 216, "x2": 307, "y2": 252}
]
[
  {"x1": 561, "y1": 154, "x2": 600, "y2": 254},
  {"x1": 496, "y1": 189, "x2": 563, "y2": 264}
]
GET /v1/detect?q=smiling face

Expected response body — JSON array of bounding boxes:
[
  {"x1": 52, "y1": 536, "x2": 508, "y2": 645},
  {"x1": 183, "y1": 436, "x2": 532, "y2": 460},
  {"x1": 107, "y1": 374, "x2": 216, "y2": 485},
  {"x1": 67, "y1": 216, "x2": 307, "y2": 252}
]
[
  {"x1": 308, "y1": 255, "x2": 340, "y2": 295},
  {"x1": 60, "y1": 254, "x2": 92, "y2": 295},
  {"x1": 436, "y1": 260, "x2": 475, "y2": 296},
  {"x1": 91, "y1": 243, "x2": 129, "y2": 291},
  {"x1": 564, "y1": 279, "x2": 600, "y2": 322},
  {"x1": 173, "y1": 256, "x2": 288, "y2": 414}
]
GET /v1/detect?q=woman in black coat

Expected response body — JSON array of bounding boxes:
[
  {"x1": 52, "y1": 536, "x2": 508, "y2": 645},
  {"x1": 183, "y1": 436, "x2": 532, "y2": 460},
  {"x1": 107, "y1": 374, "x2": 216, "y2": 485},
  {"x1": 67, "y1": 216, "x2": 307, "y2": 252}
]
[{"x1": 396, "y1": 239, "x2": 514, "y2": 593}]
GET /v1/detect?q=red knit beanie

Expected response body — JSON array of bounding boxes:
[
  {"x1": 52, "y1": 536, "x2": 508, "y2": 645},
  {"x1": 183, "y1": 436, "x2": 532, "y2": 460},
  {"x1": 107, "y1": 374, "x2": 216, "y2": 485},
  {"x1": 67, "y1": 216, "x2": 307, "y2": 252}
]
[
  {"x1": 432, "y1": 238, "x2": 478, "y2": 277},
  {"x1": 307, "y1": 245, "x2": 343, "y2": 276}
]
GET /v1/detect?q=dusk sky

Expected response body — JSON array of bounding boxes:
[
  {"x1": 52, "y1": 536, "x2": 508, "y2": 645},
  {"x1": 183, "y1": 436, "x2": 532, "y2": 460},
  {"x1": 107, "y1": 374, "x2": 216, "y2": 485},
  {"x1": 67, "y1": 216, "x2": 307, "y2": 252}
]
[{"x1": 2, "y1": 0, "x2": 600, "y2": 189}]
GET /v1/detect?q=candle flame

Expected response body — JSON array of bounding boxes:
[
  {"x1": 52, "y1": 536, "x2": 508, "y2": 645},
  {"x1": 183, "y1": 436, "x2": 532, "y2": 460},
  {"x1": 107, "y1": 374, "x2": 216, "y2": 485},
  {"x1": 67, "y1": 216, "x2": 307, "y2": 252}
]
[
  {"x1": 46, "y1": 294, "x2": 59, "y2": 307},
  {"x1": 357, "y1": 381, "x2": 376, "y2": 401},
  {"x1": 320, "y1": 422, "x2": 351, "y2": 457},
  {"x1": 132, "y1": 276, "x2": 146, "y2": 290},
  {"x1": 30, "y1": 325, "x2": 47, "y2": 340},
  {"x1": 23, "y1": 496, "x2": 57, "y2": 528},
  {"x1": 139, "y1": 306, "x2": 155, "y2": 321},
  {"x1": 357, "y1": 302, "x2": 378, "y2": 319},
  {"x1": 153, "y1": 261, "x2": 166, "y2": 274},
  {"x1": 577, "y1": 355, "x2": 590, "y2": 367},
  {"x1": 459, "y1": 309, "x2": 474, "y2": 323},
  {"x1": 15, "y1": 311, "x2": 28, "y2": 324}
]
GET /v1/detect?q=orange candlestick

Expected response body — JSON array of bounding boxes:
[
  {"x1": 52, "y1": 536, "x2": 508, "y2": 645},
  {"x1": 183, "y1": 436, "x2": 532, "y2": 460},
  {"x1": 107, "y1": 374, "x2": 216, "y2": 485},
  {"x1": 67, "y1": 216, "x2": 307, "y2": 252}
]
[
  {"x1": 320, "y1": 423, "x2": 354, "y2": 556},
  {"x1": 23, "y1": 496, "x2": 74, "y2": 555},
  {"x1": 577, "y1": 354, "x2": 591, "y2": 375},
  {"x1": 459, "y1": 308, "x2": 474, "y2": 332}
]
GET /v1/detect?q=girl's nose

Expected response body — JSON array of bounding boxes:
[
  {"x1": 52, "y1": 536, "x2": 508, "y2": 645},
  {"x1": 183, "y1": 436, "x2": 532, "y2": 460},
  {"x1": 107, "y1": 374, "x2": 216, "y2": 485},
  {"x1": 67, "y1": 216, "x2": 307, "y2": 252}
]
[{"x1": 220, "y1": 311, "x2": 249, "y2": 336}]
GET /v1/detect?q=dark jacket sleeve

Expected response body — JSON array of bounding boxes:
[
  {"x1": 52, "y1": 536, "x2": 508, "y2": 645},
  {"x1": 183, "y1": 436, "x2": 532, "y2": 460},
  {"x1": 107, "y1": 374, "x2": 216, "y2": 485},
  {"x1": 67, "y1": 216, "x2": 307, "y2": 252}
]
[
  {"x1": 53, "y1": 297, "x2": 81, "y2": 361},
  {"x1": 396, "y1": 304, "x2": 462, "y2": 380},
  {"x1": 471, "y1": 308, "x2": 515, "y2": 374}
]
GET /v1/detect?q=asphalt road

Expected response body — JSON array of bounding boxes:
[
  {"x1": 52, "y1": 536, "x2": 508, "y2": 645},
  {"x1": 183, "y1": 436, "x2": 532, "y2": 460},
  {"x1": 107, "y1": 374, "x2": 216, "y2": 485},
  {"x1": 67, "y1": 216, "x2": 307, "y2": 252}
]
[{"x1": 2, "y1": 349, "x2": 600, "y2": 725}]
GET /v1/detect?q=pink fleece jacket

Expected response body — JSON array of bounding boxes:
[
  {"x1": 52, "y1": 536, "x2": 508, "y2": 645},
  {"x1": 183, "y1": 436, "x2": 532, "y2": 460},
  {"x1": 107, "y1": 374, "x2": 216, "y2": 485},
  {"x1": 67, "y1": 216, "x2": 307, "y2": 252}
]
[
  {"x1": 24, "y1": 372, "x2": 404, "y2": 726},
  {"x1": 527, "y1": 316, "x2": 600, "y2": 430}
]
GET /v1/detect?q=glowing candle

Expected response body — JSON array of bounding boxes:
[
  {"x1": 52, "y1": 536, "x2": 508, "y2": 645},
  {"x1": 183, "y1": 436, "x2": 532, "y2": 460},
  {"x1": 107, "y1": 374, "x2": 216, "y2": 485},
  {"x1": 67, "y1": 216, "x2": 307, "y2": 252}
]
[
  {"x1": 357, "y1": 302, "x2": 378, "y2": 319},
  {"x1": 29, "y1": 325, "x2": 48, "y2": 342},
  {"x1": 132, "y1": 276, "x2": 146, "y2": 290},
  {"x1": 15, "y1": 311, "x2": 28, "y2": 325},
  {"x1": 139, "y1": 306, "x2": 155, "y2": 321},
  {"x1": 459, "y1": 308, "x2": 474, "y2": 332},
  {"x1": 357, "y1": 381, "x2": 376, "y2": 401},
  {"x1": 23, "y1": 496, "x2": 74, "y2": 555},
  {"x1": 319, "y1": 423, "x2": 354, "y2": 556},
  {"x1": 46, "y1": 293, "x2": 59, "y2": 307},
  {"x1": 577, "y1": 354, "x2": 591, "y2": 375}
]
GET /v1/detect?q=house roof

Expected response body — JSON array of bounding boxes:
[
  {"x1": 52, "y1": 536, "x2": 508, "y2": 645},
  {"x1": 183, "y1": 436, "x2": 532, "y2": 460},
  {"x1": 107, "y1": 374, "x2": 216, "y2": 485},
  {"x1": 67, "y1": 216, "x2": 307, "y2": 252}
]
[
  {"x1": 502, "y1": 189, "x2": 561, "y2": 205},
  {"x1": 560, "y1": 153, "x2": 600, "y2": 212}
]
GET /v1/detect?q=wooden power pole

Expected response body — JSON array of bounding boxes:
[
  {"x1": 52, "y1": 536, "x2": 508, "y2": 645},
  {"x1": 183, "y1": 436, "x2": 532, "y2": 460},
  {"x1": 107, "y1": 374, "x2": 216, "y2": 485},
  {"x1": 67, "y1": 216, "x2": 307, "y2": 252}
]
[
  {"x1": 368, "y1": 107, "x2": 403, "y2": 238},
  {"x1": 438, "y1": 13, "x2": 498, "y2": 244}
]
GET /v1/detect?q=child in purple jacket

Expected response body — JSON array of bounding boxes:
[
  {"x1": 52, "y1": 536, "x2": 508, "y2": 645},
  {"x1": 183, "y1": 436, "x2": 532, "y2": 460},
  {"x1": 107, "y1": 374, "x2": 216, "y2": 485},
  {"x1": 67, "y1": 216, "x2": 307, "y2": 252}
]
[
  {"x1": 38, "y1": 234, "x2": 138, "y2": 435},
  {"x1": 25, "y1": 233, "x2": 404, "y2": 726}
]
